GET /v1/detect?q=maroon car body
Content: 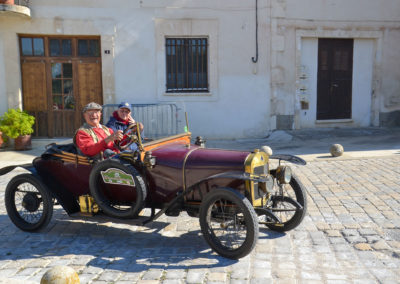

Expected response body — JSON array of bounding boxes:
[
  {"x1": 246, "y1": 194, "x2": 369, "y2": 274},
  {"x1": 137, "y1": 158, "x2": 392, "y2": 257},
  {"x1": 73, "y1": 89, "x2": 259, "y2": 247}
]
[{"x1": 1, "y1": 132, "x2": 307, "y2": 259}]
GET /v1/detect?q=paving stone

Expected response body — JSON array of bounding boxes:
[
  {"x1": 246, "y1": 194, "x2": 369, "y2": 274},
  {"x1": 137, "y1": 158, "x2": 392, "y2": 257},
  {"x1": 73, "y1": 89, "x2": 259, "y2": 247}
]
[
  {"x1": 186, "y1": 269, "x2": 207, "y2": 283},
  {"x1": 326, "y1": 230, "x2": 342, "y2": 237},
  {"x1": 164, "y1": 269, "x2": 186, "y2": 279},
  {"x1": 371, "y1": 240, "x2": 391, "y2": 250},
  {"x1": 97, "y1": 270, "x2": 123, "y2": 281},
  {"x1": 0, "y1": 268, "x2": 19, "y2": 277},
  {"x1": 354, "y1": 243, "x2": 373, "y2": 251},
  {"x1": 161, "y1": 280, "x2": 185, "y2": 284}
]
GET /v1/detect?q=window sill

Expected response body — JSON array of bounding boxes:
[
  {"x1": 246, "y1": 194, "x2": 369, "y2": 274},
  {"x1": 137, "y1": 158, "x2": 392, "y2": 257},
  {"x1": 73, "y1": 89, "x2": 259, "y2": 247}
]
[
  {"x1": 315, "y1": 119, "x2": 353, "y2": 124},
  {"x1": 164, "y1": 92, "x2": 212, "y2": 97}
]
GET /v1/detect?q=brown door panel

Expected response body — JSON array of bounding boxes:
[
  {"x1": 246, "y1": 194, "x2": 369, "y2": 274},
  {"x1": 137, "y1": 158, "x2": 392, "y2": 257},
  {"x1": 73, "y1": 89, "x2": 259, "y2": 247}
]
[
  {"x1": 317, "y1": 39, "x2": 354, "y2": 120},
  {"x1": 77, "y1": 62, "x2": 103, "y2": 110},
  {"x1": 22, "y1": 61, "x2": 48, "y2": 137}
]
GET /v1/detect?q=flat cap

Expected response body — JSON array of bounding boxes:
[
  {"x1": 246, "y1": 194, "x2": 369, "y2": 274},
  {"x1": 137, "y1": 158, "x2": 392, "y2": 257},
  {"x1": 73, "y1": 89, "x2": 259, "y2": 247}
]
[{"x1": 83, "y1": 102, "x2": 102, "y2": 113}]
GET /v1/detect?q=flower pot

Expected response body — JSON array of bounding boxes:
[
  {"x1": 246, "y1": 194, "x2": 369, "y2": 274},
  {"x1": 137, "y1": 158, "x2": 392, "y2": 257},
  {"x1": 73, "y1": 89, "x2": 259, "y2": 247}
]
[
  {"x1": 0, "y1": 0, "x2": 15, "y2": 5},
  {"x1": 14, "y1": 134, "x2": 32, "y2": 151}
]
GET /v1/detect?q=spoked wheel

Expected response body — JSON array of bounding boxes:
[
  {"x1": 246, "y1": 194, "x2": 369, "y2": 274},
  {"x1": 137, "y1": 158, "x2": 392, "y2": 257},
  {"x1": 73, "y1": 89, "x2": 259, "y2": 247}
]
[
  {"x1": 199, "y1": 187, "x2": 259, "y2": 259},
  {"x1": 89, "y1": 159, "x2": 147, "y2": 219},
  {"x1": 5, "y1": 174, "x2": 53, "y2": 232},
  {"x1": 265, "y1": 173, "x2": 307, "y2": 232}
]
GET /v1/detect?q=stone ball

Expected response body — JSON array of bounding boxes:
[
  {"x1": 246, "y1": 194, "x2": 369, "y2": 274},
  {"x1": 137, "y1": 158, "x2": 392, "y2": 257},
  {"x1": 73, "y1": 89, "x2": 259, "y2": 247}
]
[
  {"x1": 261, "y1": 145, "x2": 273, "y2": 156},
  {"x1": 40, "y1": 266, "x2": 80, "y2": 284},
  {"x1": 330, "y1": 144, "x2": 344, "y2": 157}
]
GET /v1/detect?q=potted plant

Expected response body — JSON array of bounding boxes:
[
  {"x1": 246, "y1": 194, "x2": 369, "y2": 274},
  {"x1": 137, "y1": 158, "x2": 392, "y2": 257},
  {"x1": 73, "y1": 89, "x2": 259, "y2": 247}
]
[
  {"x1": 0, "y1": 130, "x2": 4, "y2": 148},
  {"x1": 0, "y1": 109, "x2": 35, "y2": 150}
]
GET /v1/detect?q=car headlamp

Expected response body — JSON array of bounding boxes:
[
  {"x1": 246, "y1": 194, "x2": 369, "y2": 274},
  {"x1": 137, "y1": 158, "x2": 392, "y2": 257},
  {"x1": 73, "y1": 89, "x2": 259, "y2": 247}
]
[{"x1": 276, "y1": 166, "x2": 292, "y2": 184}]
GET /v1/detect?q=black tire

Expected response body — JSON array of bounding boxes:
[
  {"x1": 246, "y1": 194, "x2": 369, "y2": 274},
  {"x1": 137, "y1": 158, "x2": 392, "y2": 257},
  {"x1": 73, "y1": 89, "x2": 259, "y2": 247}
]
[
  {"x1": 89, "y1": 159, "x2": 147, "y2": 218},
  {"x1": 266, "y1": 173, "x2": 307, "y2": 232},
  {"x1": 199, "y1": 187, "x2": 259, "y2": 259},
  {"x1": 5, "y1": 174, "x2": 53, "y2": 232}
]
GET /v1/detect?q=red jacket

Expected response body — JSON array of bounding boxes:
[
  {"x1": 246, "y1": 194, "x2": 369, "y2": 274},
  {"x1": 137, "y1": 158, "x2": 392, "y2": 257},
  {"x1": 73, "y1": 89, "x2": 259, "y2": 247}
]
[{"x1": 75, "y1": 126, "x2": 118, "y2": 157}]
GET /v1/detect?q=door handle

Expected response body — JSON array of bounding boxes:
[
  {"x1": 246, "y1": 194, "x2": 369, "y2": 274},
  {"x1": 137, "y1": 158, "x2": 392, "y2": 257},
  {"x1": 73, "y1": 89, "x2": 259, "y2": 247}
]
[{"x1": 330, "y1": 83, "x2": 338, "y2": 94}]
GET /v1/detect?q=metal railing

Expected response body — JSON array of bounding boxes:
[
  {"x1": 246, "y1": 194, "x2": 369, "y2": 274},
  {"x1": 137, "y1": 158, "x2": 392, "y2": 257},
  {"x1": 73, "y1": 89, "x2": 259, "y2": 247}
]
[
  {"x1": 102, "y1": 103, "x2": 183, "y2": 138},
  {"x1": 14, "y1": 0, "x2": 30, "y2": 7}
]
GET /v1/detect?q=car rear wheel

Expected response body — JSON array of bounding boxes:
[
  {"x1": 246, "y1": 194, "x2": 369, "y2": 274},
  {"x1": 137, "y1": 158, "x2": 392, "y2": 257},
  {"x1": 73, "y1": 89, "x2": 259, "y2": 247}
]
[
  {"x1": 5, "y1": 174, "x2": 53, "y2": 232},
  {"x1": 266, "y1": 173, "x2": 307, "y2": 232},
  {"x1": 199, "y1": 187, "x2": 259, "y2": 259},
  {"x1": 89, "y1": 159, "x2": 147, "y2": 219}
]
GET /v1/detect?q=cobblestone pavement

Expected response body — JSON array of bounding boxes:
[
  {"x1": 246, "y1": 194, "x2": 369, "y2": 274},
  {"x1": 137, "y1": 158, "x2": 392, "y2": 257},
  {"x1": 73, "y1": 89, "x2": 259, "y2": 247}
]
[{"x1": 0, "y1": 155, "x2": 400, "y2": 283}]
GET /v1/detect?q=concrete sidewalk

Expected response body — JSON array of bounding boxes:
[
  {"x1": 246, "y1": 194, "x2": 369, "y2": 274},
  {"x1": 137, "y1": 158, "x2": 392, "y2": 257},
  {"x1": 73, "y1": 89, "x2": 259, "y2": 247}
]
[
  {"x1": 0, "y1": 126, "x2": 399, "y2": 167},
  {"x1": 207, "y1": 126, "x2": 400, "y2": 160}
]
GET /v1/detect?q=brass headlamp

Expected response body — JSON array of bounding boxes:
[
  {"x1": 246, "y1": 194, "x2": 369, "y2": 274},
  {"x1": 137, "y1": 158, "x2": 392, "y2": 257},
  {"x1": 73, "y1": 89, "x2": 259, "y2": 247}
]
[{"x1": 276, "y1": 166, "x2": 292, "y2": 184}]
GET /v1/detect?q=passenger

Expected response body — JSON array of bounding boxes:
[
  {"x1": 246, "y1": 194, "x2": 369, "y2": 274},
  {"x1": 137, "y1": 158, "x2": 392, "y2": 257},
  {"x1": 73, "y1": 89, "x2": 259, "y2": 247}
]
[
  {"x1": 74, "y1": 102, "x2": 122, "y2": 159},
  {"x1": 106, "y1": 102, "x2": 144, "y2": 152}
]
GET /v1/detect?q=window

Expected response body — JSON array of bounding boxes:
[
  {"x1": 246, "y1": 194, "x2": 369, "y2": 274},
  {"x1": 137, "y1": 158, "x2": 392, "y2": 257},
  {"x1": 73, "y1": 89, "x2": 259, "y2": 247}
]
[
  {"x1": 20, "y1": 37, "x2": 44, "y2": 56},
  {"x1": 51, "y1": 63, "x2": 75, "y2": 110},
  {"x1": 165, "y1": 38, "x2": 208, "y2": 93},
  {"x1": 78, "y1": 39, "x2": 100, "y2": 56},
  {"x1": 49, "y1": 39, "x2": 72, "y2": 56}
]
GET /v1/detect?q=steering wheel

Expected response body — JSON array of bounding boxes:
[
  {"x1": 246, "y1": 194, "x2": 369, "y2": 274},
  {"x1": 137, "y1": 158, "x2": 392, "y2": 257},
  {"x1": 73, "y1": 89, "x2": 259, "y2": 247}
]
[{"x1": 114, "y1": 124, "x2": 139, "y2": 151}]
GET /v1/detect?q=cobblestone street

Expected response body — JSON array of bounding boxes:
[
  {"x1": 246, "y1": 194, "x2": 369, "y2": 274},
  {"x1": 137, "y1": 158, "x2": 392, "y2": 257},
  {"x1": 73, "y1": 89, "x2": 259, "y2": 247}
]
[{"x1": 0, "y1": 155, "x2": 399, "y2": 283}]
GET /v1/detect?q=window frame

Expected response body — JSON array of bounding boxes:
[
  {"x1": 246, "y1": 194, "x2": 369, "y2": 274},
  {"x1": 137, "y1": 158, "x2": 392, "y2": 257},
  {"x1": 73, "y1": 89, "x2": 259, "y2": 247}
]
[
  {"x1": 155, "y1": 19, "x2": 218, "y2": 100},
  {"x1": 165, "y1": 37, "x2": 209, "y2": 93},
  {"x1": 19, "y1": 36, "x2": 45, "y2": 57}
]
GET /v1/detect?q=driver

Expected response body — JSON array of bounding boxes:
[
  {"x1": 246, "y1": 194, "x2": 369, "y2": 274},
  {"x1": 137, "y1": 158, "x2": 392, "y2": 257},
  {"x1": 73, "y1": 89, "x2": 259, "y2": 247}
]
[
  {"x1": 74, "y1": 102, "x2": 123, "y2": 159},
  {"x1": 105, "y1": 102, "x2": 144, "y2": 152}
]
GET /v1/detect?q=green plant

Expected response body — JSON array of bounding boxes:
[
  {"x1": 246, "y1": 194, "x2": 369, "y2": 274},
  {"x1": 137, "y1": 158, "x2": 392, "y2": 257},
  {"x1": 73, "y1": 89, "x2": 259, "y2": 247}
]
[{"x1": 0, "y1": 109, "x2": 35, "y2": 139}]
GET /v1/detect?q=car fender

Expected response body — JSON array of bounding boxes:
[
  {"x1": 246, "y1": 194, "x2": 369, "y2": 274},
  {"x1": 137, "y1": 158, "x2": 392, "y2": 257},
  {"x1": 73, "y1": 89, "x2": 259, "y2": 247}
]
[
  {"x1": 1, "y1": 162, "x2": 80, "y2": 215},
  {"x1": 270, "y1": 154, "x2": 307, "y2": 165},
  {"x1": 0, "y1": 163, "x2": 35, "y2": 176}
]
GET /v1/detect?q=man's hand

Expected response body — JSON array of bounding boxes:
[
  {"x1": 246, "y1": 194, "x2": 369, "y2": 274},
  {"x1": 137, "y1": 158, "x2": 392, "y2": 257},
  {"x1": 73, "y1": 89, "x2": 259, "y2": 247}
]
[
  {"x1": 127, "y1": 114, "x2": 136, "y2": 125},
  {"x1": 105, "y1": 130, "x2": 123, "y2": 143}
]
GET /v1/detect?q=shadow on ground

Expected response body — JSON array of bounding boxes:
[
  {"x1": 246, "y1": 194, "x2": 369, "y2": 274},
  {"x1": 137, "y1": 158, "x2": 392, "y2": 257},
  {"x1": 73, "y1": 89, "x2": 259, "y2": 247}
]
[{"x1": 0, "y1": 208, "x2": 285, "y2": 272}]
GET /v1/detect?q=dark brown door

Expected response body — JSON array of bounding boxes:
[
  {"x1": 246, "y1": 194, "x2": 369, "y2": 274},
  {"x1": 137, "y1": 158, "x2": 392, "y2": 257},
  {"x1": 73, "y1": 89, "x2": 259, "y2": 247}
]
[
  {"x1": 20, "y1": 36, "x2": 102, "y2": 137},
  {"x1": 317, "y1": 38, "x2": 354, "y2": 120}
]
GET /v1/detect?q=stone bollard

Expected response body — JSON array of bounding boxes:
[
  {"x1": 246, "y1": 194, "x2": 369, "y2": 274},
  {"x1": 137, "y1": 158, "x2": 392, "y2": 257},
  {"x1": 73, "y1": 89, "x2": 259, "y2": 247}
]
[
  {"x1": 330, "y1": 144, "x2": 344, "y2": 157},
  {"x1": 40, "y1": 266, "x2": 80, "y2": 284}
]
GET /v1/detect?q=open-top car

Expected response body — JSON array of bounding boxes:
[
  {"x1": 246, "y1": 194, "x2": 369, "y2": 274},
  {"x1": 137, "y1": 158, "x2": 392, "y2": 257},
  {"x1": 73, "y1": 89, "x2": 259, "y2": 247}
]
[{"x1": 0, "y1": 124, "x2": 307, "y2": 259}]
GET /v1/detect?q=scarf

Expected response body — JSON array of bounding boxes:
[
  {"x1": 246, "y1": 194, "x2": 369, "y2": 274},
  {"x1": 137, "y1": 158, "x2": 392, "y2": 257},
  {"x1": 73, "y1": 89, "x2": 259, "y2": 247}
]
[{"x1": 113, "y1": 110, "x2": 130, "y2": 125}]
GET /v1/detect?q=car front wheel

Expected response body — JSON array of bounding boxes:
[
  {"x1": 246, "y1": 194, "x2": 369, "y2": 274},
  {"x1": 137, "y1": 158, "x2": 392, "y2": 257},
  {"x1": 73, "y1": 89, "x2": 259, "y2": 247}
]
[
  {"x1": 199, "y1": 187, "x2": 259, "y2": 259},
  {"x1": 266, "y1": 173, "x2": 307, "y2": 232},
  {"x1": 5, "y1": 174, "x2": 53, "y2": 232}
]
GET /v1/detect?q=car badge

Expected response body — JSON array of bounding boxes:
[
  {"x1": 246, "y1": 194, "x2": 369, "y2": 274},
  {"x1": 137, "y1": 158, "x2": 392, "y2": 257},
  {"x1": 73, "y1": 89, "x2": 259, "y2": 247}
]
[{"x1": 100, "y1": 168, "x2": 135, "y2": 186}]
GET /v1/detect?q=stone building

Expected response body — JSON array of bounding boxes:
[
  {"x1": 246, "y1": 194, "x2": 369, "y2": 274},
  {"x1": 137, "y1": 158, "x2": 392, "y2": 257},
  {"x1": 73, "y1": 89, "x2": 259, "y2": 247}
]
[{"x1": 0, "y1": 0, "x2": 399, "y2": 138}]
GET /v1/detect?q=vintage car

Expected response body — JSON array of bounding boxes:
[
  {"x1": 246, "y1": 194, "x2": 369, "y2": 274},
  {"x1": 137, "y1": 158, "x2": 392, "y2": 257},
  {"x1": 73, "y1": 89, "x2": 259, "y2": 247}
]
[{"x1": 0, "y1": 125, "x2": 307, "y2": 259}]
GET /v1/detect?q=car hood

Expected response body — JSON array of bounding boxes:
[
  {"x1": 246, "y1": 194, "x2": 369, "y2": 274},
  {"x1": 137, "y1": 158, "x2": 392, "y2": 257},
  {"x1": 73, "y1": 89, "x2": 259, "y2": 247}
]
[{"x1": 184, "y1": 147, "x2": 250, "y2": 188}]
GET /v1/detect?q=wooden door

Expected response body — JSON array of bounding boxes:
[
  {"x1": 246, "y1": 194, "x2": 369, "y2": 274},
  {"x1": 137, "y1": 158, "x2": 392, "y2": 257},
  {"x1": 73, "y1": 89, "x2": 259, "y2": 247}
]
[
  {"x1": 317, "y1": 38, "x2": 354, "y2": 120},
  {"x1": 22, "y1": 61, "x2": 48, "y2": 136},
  {"x1": 20, "y1": 36, "x2": 103, "y2": 137}
]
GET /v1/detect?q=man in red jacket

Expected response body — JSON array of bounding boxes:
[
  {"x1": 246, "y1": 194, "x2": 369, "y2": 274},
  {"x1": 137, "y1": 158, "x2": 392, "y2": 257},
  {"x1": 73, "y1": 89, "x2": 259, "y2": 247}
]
[{"x1": 74, "y1": 102, "x2": 123, "y2": 159}]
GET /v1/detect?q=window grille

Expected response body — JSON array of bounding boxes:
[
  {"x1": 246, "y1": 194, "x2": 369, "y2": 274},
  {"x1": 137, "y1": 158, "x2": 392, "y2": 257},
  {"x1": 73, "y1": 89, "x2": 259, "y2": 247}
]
[{"x1": 166, "y1": 38, "x2": 208, "y2": 93}]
